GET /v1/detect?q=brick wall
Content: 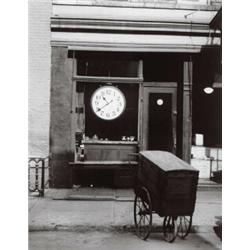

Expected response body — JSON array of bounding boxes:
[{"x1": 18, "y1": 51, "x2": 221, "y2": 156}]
[{"x1": 29, "y1": 0, "x2": 51, "y2": 157}]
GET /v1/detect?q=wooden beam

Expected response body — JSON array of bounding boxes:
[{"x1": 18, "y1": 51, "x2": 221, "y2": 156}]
[
  {"x1": 182, "y1": 60, "x2": 193, "y2": 163},
  {"x1": 69, "y1": 58, "x2": 77, "y2": 153},
  {"x1": 72, "y1": 75, "x2": 143, "y2": 83}
]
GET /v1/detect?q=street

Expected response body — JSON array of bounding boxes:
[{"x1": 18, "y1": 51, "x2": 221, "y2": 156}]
[
  {"x1": 29, "y1": 188, "x2": 221, "y2": 250},
  {"x1": 29, "y1": 231, "x2": 221, "y2": 250}
]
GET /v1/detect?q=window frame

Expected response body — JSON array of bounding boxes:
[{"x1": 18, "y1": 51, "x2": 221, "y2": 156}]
[{"x1": 74, "y1": 59, "x2": 143, "y2": 83}]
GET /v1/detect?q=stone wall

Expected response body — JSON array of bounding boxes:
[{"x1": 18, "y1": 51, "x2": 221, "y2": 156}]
[{"x1": 29, "y1": 0, "x2": 52, "y2": 157}]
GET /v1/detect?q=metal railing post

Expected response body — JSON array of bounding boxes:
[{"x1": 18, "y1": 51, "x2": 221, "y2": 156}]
[
  {"x1": 28, "y1": 157, "x2": 49, "y2": 197},
  {"x1": 35, "y1": 162, "x2": 39, "y2": 191},
  {"x1": 40, "y1": 159, "x2": 45, "y2": 197}
]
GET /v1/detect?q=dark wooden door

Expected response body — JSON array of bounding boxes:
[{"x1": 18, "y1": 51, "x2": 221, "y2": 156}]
[
  {"x1": 141, "y1": 84, "x2": 177, "y2": 153},
  {"x1": 148, "y1": 93, "x2": 173, "y2": 151}
]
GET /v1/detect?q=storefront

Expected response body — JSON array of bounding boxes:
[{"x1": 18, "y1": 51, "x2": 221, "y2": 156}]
[{"x1": 49, "y1": 2, "x2": 221, "y2": 188}]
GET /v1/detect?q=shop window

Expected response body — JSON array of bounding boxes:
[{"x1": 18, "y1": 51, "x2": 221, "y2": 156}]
[
  {"x1": 77, "y1": 58, "x2": 141, "y2": 78},
  {"x1": 73, "y1": 53, "x2": 141, "y2": 162},
  {"x1": 76, "y1": 82, "x2": 138, "y2": 142}
]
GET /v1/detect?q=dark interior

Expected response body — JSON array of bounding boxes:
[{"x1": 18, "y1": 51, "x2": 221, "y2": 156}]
[
  {"x1": 76, "y1": 52, "x2": 140, "y2": 78},
  {"x1": 192, "y1": 50, "x2": 222, "y2": 147},
  {"x1": 73, "y1": 169, "x2": 114, "y2": 187},
  {"x1": 79, "y1": 82, "x2": 139, "y2": 141}
]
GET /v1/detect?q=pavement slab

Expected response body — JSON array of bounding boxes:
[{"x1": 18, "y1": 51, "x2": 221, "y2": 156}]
[
  {"x1": 29, "y1": 189, "x2": 221, "y2": 233},
  {"x1": 29, "y1": 231, "x2": 222, "y2": 250}
]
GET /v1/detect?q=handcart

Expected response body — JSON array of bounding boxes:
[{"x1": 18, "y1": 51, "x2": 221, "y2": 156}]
[{"x1": 134, "y1": 151, "x2": 199, "y2": 242}]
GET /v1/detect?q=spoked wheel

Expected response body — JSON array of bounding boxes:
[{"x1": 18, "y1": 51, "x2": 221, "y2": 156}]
[
  {"x1": 134, "y1": 186, "x2": 152, "y2": 240},
  {"x1": 176, "y1": 215, "x2": 192, "y2": 239},
  {"x1": 163, "y1": 216, "x2": 178, "y2": 243}
]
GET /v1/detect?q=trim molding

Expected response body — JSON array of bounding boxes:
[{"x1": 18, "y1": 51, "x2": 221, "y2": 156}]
[
  {"x1": 51, "y1": 18, "x2": 221, "y2": 37},
  {"x1": 51, "y1": 31, "x2": 221, "y2": 53},
  {"x1": 52, "y1": 42, "x2": 203, "y2": 53}
]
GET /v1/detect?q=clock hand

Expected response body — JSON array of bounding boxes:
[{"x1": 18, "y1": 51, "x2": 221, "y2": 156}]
[
  {"x1": 102, "y1": 96, "x2": 109, "y2": 104},
  {"x1": 96, "y1": 99, "x2": 113, "y2": 112}
]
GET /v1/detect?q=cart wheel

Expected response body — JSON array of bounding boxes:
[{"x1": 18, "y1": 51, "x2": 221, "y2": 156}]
[
  {"x1": 134, "y1": 186, "x2": 152, "y2": 240},
  {"x1": 163, "y1": 216, "x2": 177, "y2": 243},
  {"x1": 176, "y1": 216, "x2": 192, "y2": 239}
]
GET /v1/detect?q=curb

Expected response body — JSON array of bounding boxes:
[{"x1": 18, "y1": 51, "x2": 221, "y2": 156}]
[
  {"x1": 29, "y1": 224, "x2": 215, "y2": 234},
  {"x1": 53, "y1": 196, "x2": 134, "y2": 201}
]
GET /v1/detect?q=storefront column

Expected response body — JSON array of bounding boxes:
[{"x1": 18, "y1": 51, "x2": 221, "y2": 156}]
[
  {"x1": 182, "y1": 60, "x2": 193, "y2": 163},
  {"x1": 50, "y1": 46, "x2": 74, "y2": 187}
]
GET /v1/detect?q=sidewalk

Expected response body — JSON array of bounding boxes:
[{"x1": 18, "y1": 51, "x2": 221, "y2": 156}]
[{"x1": 29, "y1": 187, "x2": 221, "y2": 233}]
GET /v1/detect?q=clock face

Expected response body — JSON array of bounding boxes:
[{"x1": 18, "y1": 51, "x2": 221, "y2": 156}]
[{"x1": 91, "y1": 86, "x2": 126, "y2": 120}]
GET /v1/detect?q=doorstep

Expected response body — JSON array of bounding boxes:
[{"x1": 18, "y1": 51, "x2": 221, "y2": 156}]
[{"x1": 47, "y1": 187, "x2": 134, "y2": 201}]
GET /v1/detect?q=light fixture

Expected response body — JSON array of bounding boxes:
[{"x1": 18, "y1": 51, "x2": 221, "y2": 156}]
[
  {"x1": 203, "y1": 87, "x2": 214, "y2": 94},
  {"x1": 156, "y1": 99, "x2": 164, "y2": 106}
]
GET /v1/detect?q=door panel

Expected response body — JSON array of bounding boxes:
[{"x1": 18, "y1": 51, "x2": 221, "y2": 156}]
[
  {"x1": 141, "y1": 84, "x2": 177, "y2": 153},
  {"x1": 148, "y1": 93, "x2": 173, "y2": 151}
]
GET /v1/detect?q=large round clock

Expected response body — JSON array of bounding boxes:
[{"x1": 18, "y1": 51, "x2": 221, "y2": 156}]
[{"x1": 91, "y1": 86, "x2": 126, "y2": 120}]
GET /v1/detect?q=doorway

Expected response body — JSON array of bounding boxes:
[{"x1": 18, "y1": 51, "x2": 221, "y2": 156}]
[
  {"x1": 148, "y1": 93, "x2": 173, "y2": 151},
  {"x1": 141, "y1": 84, "x2": 177, "y2": 153}
]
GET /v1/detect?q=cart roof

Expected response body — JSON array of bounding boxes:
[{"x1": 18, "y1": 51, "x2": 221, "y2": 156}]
[{"x1": 140, "y1": 151, "x2": 198, "y2": 172}]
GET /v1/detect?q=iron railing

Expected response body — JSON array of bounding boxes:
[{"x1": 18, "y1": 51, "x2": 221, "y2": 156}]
[{"x1": 28, "y1": 156, "x2": 50, "y2": 196}]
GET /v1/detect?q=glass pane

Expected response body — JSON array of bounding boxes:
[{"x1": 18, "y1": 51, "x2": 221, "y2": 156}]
[
  {"x1": 82, "y1": 82, "x2": 139, "y2": 141},
  {"x1": 77, "y1": 58, "x2": 139, "y2": 78},
  {"x1": 110, "y1": 60, "x2": 138, "y2": 77}
]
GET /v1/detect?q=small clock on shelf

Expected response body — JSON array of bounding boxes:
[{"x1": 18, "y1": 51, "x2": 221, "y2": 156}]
[{"x1": 90, "y1": 85, "x2": 126, "y2": 120}]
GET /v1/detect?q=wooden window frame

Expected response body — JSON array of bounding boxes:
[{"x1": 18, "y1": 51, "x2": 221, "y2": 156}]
[{"x1": 73, "y1": 60, "x2": 143, "y2": 83}]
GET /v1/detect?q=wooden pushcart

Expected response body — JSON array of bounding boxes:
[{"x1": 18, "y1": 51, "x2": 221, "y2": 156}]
[{"x1": 134, "y1": 151, "x2": 199, "y2": 242}]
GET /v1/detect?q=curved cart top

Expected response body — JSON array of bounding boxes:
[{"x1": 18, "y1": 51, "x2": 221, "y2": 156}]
[{"x1": 139, "y1": 151, "x2": 198, "y2": 172}]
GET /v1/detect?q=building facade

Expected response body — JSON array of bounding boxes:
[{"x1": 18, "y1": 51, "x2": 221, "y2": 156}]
[
  {"x1": 29, "y1": 0, "x2": 222, "y2": 188},
  {"x1": 29, "y1": 0, "x2": 51, "y2": 158}
]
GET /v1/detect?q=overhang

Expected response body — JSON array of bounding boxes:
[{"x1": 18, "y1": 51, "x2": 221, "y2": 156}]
[
  {"x1": 52, "y1": 4, "x2": 218, "y2": 24},
  {"x1": 51, "y1": 32, "x2": 220, "y2": 53},
  {"x1": 51, "y1": 2, "x2": 221, "y2": 53}
]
